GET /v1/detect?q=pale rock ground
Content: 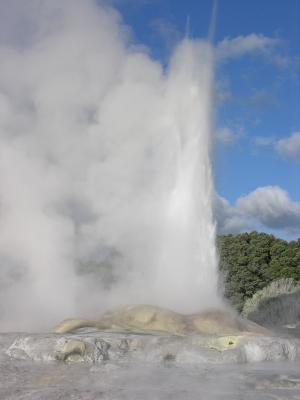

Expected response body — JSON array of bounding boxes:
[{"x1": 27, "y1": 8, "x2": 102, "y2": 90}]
[{"x1": 1, "y1": 329, "x2": 300, "y2": 399}]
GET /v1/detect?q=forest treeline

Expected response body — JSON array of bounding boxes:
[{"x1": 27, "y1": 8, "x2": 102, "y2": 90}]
[{"x1": 217, "y1": 232, "x2": 300, "y2": 311}]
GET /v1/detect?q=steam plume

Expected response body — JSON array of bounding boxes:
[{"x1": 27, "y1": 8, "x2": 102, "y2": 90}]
[{"x1": 0, "y1": 0, "x2": 221, "y2": 331}]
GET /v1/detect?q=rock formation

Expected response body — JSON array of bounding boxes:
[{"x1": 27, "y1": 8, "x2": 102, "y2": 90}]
[{"x1": 52, "y1": 304, "x2": 270, "y2": 336}]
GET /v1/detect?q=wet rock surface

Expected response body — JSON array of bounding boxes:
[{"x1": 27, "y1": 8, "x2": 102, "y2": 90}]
[
  {"x1": 2, "y1": 330, "x2": 300, "y2": 364},
  {"x1": 1, "y1": 331, "x2": 300, "y2": 399}
]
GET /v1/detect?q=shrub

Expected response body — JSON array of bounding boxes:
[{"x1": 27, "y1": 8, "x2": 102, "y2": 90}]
[{"x1": 242, "y1": 278, "x2": 300, "y2": 327}]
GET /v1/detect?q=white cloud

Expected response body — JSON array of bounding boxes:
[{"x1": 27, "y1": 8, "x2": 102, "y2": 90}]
[
  {"x1": 248, "y1": 88, "x2": 278, "y2": 110},
  {"x1": 275, "y1": 132, "x2": 300, "y2": 162},
  {"x1": 253, "y1": 136, "x2": 274, "y2": 146},
  {"x1": 214, "y1": 186, "x2": 300, "y2": 236},
  {"x1": 216, "y1": 33, "x2": 280, "y2": 61},
  {"x1": 236, "y1": 186, "x2": 300, "y2": 233},
  {"x1": 215, "y1": 79, "x2": 232, "y2": 104},
  {"x1": 215, "y1": 128, "x2": 235, "y2": 145},
  {"x1": 213, "y1": 194, "x2": 254, "y2": 234},
  {"x1": 215, "y1": 126, "x2": 244, "y2": 146},
  {"x1": 216, "y1": 128, "x2": 235, "y2": 145}
]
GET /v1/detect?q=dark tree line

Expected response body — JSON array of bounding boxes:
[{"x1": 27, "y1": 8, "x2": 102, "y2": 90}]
[{"x1": 217, "y1": 232, "x2": 300, "y2": 311}]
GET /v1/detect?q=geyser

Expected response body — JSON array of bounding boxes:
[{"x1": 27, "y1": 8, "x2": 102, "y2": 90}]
[
  {"x1": 0, "y1": 0, "x2": 221, "y2": 331},
  {"x1": 152, "y1": 39, "x2": 220, "y2": 312}
]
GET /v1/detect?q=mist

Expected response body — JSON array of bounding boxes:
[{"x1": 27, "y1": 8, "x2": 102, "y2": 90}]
[{"x1": 0, "y1": 0, "x2": 222, "y2": 331}]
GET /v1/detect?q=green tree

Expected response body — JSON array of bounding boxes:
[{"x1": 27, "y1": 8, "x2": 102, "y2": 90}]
[{"x1": 218, "y1": 232, "x2": 300, "y2": 311}]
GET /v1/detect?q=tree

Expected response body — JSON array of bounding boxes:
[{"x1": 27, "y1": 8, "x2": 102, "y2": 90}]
[{"x1": 218, "y1": 232, "x2": 300, "y2": 311}]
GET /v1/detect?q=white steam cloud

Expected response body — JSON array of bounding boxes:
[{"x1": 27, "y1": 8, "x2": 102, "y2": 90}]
[{"x1": 0, "y1": 0, "x2": 222, "y2": 331}]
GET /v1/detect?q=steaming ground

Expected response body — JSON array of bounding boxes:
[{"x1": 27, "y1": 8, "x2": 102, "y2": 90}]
[
  {"x1": 0, "y1": 0, "x2": 222, "y2": 332},
  {"x1": 1, "y1": 359, "x2": 300, "y2": 400},
  {"x1": 1, "y1": 327, "x2": 300, "y2": 399}
]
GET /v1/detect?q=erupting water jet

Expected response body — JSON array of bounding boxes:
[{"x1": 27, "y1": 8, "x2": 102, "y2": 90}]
[{"x1": 152, "y1": 39, "x2": 221, "y2": 312}]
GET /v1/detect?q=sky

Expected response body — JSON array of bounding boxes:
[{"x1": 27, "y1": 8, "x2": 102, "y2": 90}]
[{"x1": 108, "y1": 0, "x2": 300, "y2": 239}]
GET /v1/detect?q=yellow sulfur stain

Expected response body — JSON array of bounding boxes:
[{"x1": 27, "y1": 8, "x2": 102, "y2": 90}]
[{"x1": 205, "y1": 336, "x2": 241, "y2": 351}]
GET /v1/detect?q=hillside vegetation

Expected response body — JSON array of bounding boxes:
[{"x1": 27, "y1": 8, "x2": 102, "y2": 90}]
[
  {"x1": 241, "y1": 278, "x2": 300, "y2": 327},
  {"x1": 217, "y1": 232, "x2": 300, "y2": 311}
]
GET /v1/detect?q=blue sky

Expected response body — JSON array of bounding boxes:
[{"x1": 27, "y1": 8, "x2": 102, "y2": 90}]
[{"x1": 109, "y1": 0, "x2": 300, "y2": 238}]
